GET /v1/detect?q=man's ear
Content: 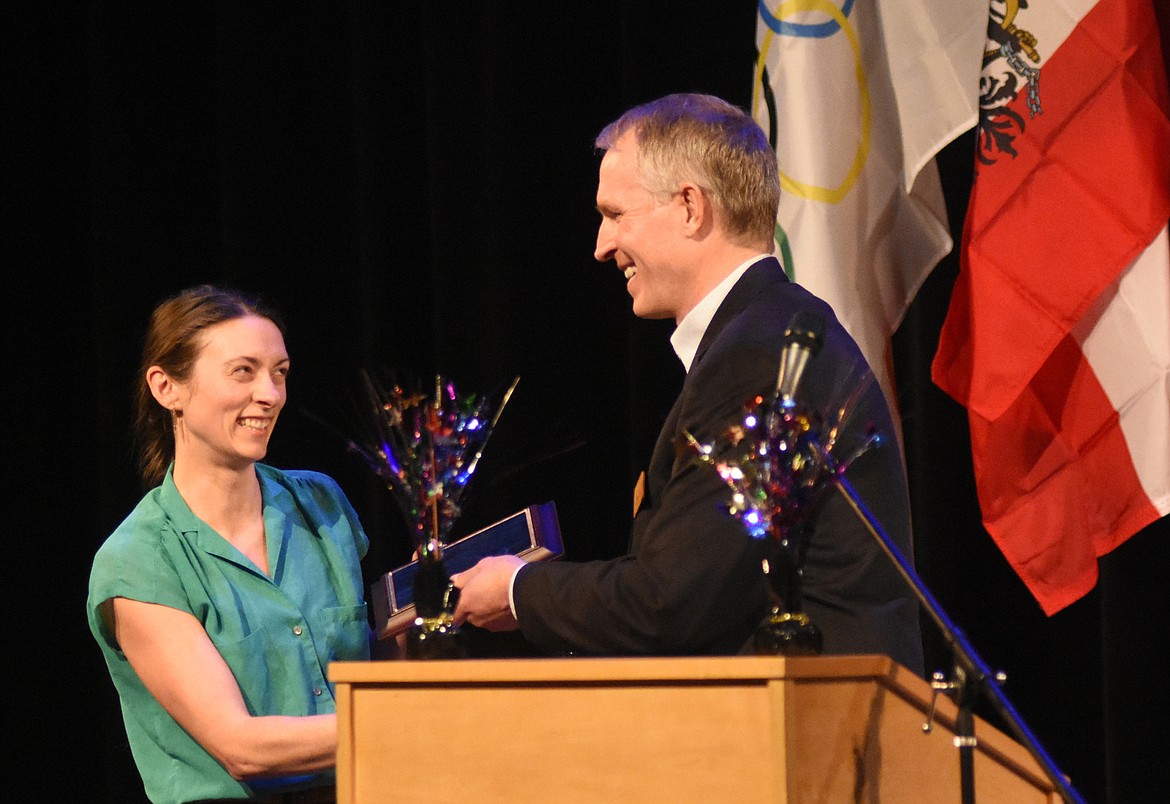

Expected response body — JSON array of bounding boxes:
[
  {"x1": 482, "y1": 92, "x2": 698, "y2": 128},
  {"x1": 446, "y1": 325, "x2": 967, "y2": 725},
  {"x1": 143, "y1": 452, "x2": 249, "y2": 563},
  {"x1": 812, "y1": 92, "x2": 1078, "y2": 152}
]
[
  {"x1": 147, "y1": 366, "x2": 182, "y2": 411},
  {"x1": 677, "y1": 182, "x2": 711, "y2": 237}
]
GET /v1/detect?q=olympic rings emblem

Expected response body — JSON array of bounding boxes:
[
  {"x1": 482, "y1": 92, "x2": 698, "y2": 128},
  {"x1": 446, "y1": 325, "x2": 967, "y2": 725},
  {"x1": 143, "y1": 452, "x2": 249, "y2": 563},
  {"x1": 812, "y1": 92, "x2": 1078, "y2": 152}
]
[
  {"x1": 757, "y1": 0, "x2": 855, "y2": 38},
  {"x1": 753, "y1": 0, "x2": 871, "y2": 205}
]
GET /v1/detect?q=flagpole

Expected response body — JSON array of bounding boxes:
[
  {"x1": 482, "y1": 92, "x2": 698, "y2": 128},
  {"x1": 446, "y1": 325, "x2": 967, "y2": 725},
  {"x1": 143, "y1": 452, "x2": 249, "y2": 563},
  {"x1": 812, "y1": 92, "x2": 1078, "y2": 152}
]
[{"x1": 828, "y1": 466, "x2": 1086, "y2": 804}]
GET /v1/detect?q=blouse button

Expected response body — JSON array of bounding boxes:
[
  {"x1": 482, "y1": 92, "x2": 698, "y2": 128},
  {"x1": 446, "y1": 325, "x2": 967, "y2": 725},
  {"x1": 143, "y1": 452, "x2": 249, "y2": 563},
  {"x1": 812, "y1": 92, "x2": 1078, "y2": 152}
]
[
  {"x1": 313, "y1": 687, "x2": 323, "y2": 697},
  {"x1": 293, "y1": 625, "x2": 304, "y2": 636}
]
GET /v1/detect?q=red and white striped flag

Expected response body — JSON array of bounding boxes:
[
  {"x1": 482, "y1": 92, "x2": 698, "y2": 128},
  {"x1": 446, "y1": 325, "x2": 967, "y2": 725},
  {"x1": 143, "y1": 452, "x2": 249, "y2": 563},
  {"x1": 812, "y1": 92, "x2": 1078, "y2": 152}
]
[{"x1": 933, "y1": 0, "x2": 1170, "y2": 614}]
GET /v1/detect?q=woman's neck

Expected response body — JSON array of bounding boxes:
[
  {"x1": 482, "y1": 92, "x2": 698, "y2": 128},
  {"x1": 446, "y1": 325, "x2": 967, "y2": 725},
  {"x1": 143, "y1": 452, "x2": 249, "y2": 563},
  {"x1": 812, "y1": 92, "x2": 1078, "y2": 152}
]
[{"x1": 171, "y1": 459, "x2": 269, "y2": 572}]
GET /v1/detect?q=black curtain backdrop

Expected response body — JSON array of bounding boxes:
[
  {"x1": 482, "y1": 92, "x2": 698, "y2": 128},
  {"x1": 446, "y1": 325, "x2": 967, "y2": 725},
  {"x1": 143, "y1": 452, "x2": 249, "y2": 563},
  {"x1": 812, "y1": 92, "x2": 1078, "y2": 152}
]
[{"x1": 10, "y1": 3, "x2": 1169, "y2": 803}]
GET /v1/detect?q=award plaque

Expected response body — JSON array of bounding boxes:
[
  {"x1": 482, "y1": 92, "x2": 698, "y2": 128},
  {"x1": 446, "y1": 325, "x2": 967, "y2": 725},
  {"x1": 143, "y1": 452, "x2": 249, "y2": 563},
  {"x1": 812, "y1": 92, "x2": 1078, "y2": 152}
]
[{"x1": 370, "y1": 501, "x2": 563, "y2": 640}]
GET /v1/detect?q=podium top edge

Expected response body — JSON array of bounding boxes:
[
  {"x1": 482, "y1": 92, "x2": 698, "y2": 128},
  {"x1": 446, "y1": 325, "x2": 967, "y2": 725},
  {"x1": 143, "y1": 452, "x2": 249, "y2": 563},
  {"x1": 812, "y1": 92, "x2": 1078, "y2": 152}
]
[{"x1": 329, "y1": 654, "x2": 901, "y2": 685}]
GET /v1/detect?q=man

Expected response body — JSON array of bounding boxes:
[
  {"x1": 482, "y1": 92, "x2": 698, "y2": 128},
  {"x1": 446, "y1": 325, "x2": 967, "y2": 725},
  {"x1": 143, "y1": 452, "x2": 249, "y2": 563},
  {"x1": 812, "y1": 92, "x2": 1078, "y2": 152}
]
[{"x1": 453, "y1": 93, "x2": 923, "y2": 673}]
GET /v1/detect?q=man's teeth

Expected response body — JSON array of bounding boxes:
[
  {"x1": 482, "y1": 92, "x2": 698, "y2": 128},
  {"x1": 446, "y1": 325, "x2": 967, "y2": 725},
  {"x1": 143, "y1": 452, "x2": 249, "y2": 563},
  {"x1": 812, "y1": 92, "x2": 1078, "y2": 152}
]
[{"x1": 623, "y1": 266, "x2": 636, "y2": 279}]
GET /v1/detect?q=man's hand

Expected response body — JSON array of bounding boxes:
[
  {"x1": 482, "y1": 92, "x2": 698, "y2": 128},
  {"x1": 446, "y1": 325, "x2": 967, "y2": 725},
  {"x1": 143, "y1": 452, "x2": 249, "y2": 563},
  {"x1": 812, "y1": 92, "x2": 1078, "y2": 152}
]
[{"x1": 451, "y1": 554, "x2": 525, "y2": 632}]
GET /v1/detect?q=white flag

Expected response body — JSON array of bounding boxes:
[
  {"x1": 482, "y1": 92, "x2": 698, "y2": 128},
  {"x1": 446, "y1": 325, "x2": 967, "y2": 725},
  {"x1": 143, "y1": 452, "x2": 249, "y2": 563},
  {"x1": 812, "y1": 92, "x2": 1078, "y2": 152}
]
[{"x1": 752, "y1": 0, "x2": 985, "y2": 426}]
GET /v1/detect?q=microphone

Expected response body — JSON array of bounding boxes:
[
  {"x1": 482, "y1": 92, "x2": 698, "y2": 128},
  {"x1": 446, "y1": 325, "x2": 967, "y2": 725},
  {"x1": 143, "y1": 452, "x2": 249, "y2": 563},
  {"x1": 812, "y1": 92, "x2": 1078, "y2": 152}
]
[{"x1": 775, "y1": 311, "x2": 825, "y2": 406}]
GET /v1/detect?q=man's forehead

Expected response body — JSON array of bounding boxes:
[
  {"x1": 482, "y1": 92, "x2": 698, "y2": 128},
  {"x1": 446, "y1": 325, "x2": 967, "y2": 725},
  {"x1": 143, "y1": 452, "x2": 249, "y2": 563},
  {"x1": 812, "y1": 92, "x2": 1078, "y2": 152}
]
[
  {"x1": 598, "y1": 141, "x2": 640, "y2": 188},
  {"x1": 600, "y1": 128, "x2": 638, "y2": 164}
]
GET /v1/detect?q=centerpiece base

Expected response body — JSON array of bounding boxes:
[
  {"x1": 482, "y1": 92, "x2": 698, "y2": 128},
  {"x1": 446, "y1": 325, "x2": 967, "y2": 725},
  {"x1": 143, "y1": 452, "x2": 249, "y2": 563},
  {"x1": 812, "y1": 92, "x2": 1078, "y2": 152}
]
[
  {"x1": 754, "y1": 607, "x2": 823, "y2": 656},
  {"x1": 405, "y1": 615, "x2": 469, "y2": 659}
]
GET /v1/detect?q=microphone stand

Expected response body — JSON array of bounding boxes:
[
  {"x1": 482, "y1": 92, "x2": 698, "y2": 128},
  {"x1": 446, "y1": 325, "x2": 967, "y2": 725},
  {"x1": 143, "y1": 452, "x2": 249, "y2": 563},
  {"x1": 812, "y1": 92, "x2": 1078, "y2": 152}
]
[{"x1": 828, "y1": 464, "x2": 1085, "y2": 804}]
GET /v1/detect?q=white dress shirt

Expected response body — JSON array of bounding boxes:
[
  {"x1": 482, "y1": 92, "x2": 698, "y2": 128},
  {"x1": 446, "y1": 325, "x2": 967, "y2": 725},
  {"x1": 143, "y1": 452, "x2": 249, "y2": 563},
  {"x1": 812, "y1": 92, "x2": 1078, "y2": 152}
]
[{"x1": 670, "y1": 255, "x2": 772, "y2": 372}]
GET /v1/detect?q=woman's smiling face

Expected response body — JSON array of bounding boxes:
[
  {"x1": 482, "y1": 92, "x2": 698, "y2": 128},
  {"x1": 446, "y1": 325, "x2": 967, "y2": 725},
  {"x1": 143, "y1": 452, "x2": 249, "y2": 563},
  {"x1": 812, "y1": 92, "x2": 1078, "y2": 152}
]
[{"x1": 171, "y1": 314, "x2": 290, "y2": 471}]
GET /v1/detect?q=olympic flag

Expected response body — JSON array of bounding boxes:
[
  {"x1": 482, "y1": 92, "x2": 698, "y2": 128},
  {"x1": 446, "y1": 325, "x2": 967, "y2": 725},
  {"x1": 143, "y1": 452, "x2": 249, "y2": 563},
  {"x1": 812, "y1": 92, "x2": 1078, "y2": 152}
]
[
  {"x1": 932, "y1": 0, "x2": 1170, "y2": 614},
  {"x1": 751, "y1": 0, "x2": 986, "y2": 427}
]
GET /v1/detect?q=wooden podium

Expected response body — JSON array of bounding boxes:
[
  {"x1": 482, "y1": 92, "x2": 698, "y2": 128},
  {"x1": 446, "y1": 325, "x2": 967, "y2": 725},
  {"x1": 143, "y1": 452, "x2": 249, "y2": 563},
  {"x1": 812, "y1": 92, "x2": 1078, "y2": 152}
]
[{"x1": 329, "y1": 655, "x2": 1060, "y2": 803}]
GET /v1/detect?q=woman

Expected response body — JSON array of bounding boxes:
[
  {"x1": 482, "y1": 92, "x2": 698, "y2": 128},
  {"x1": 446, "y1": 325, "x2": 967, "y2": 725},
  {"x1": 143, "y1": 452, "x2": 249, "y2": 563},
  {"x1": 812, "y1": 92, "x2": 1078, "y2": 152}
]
[{"x1": 88, "y1": 285, "x2": 371, "y2": 803}]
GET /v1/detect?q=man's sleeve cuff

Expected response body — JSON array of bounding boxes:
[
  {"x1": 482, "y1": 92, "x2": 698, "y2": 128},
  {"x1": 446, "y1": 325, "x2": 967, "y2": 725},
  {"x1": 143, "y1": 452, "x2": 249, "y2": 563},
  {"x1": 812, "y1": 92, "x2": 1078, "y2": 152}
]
[{"x1": 507, "y1": 562, "x2": 525, "y2": 620}]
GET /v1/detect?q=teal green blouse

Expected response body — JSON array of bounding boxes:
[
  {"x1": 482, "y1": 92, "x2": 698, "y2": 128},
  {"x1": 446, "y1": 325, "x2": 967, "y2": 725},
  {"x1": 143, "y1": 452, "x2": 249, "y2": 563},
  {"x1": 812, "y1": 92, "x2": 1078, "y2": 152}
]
[{"x1": 87, "y1": 464, "x2": 371, "y2": 804}]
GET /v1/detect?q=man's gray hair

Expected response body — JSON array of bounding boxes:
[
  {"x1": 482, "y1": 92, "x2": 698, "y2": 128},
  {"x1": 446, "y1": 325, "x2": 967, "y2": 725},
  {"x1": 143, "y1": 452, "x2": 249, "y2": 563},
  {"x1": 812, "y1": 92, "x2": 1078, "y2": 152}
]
[{"x1": 595, "y1": 93, "x2": 780, "y2": 248}]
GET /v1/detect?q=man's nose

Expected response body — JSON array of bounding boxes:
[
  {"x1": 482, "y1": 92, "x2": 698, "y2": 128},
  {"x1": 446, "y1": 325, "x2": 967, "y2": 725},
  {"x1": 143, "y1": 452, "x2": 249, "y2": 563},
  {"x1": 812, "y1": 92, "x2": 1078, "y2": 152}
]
[{"x1": 594, "y1": 219, "x2": 616, "y2": 263}]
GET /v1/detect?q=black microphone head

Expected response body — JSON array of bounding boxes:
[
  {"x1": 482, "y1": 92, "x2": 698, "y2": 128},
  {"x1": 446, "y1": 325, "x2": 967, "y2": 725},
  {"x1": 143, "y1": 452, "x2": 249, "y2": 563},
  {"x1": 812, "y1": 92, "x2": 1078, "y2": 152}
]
[{"x1": 784, "y1": 311, "x2": 825, "y2": 356}]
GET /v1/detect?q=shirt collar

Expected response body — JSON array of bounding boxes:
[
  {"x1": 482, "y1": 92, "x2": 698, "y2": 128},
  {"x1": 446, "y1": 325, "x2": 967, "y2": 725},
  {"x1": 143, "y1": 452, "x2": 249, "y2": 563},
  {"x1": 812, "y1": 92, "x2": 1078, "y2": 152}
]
[
  {"x1": 157, "y1": 463, "x2": 298, "y2": 566},
  {"x1": 670, "y1": 255, "x2": 771, "y2": 372},
  {"x1": 158, "y1": 463, "x2": 201, "y2": 534}
]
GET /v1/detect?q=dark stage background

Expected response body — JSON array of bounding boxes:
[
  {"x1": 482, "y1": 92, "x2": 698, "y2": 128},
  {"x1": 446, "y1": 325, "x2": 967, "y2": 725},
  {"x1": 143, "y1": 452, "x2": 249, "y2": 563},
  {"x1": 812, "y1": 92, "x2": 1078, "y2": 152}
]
[{"x1": 10, "y1": 3, "x2": 1170, "y2": 802}]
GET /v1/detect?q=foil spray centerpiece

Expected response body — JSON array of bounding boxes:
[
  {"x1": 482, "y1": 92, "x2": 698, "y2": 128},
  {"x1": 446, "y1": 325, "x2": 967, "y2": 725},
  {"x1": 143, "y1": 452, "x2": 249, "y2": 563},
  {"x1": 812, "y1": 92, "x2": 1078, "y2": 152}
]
[
  {"x1": 687, "y1": 311, "x2": 883, "y2": 655},
  {"x1": 353, "y1": 372, "x2": 520, "y2": 658}
]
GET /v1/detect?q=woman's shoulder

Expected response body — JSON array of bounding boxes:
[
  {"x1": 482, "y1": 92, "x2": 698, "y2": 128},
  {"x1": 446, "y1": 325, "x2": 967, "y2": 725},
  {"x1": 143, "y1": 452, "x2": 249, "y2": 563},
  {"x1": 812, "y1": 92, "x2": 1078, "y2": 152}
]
[
  {"x1": 256, "y1": 464, "x2": 368, "y2": 553},
  {"x1": 89, "y1": 487, "x2": 186, "y2": 609},
  {"x1": 256, "y1": 464, "x2": 358, "y2": 520},
  {"x1": 256, "y1": 463, "x2": 344, "y2": 497},
  {"x1": 94, "y1": 487, "x2": 173, "y2": 559}
]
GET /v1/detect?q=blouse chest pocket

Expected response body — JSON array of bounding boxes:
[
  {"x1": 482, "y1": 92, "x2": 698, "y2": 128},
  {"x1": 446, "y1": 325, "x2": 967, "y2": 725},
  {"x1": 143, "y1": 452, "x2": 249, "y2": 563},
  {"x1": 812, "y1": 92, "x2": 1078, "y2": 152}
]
[{"x1": 310, "y1": 604, "x2": 370, "y2": 662}]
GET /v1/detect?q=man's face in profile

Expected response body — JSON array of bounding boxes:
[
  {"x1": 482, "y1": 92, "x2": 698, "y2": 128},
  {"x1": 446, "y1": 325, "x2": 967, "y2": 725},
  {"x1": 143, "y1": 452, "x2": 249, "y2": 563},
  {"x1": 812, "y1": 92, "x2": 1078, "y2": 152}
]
[{"x1": 594, "y1": 130, "x2": 691, "y2": 322}]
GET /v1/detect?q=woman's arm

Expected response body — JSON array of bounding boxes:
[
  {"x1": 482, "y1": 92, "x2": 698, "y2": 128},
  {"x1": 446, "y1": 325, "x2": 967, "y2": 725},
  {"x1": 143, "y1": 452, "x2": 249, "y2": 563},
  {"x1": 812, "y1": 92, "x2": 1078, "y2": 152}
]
[{"x1": 108, "y1": 596, "x2": 337, "y2": 780}]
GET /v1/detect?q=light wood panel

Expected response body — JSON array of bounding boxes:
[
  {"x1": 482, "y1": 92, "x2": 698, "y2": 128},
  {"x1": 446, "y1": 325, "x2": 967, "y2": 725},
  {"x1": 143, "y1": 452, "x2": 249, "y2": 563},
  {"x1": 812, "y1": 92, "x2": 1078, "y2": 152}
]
[{"x1": 331, "y1": 655, "x2": 1061, "y2": 803}]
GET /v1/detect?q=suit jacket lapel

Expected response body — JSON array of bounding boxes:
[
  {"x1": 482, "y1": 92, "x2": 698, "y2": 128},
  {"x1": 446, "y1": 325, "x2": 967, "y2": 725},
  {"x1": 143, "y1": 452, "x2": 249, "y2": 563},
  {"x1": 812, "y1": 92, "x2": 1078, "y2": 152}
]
[
  {"x1": 637, "y1": 257, "x2": 788, "y2": 525},
  {"x1": 692, "y1": 256, "x2": 787, "y2": 371}
]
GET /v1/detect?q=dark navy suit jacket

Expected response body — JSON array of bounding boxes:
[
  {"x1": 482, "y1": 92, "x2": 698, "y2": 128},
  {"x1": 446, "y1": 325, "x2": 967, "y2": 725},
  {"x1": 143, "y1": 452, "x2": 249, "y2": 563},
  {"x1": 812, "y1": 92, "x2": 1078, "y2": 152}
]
[{"x1": 514, "y1": 257, "x2": 924, "y2": 674}]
